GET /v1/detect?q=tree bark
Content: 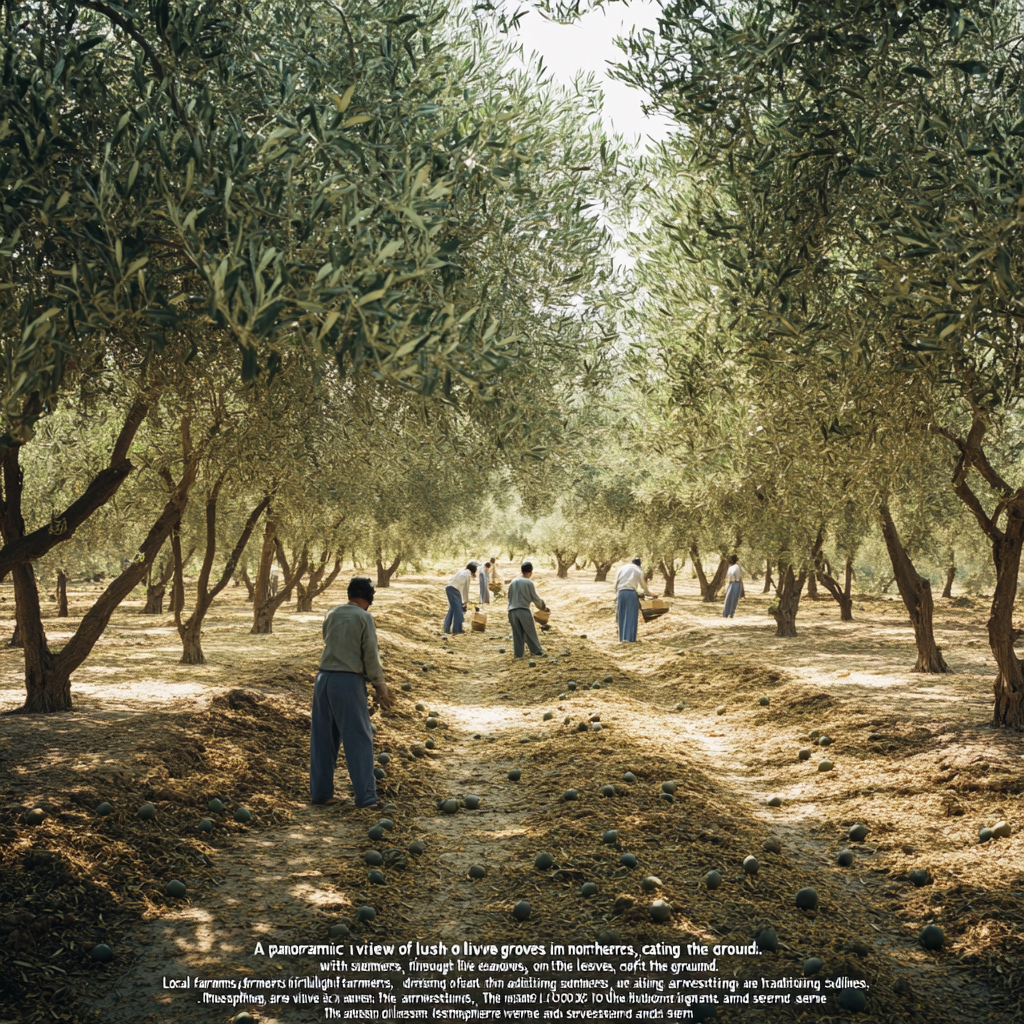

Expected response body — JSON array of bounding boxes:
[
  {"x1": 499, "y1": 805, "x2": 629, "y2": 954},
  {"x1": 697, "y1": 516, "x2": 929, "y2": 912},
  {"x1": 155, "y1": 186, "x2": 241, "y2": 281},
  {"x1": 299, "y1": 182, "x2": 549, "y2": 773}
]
[
  {"x1": 657, "y1": 559, "x2": 676, "y2": 597},
  {"x1": 593, "y1": 559, "x2": 614, "y2": 582},
  {"x1": 811, "y1": 529, "x2": 854, "y2": 621},
  {"x1": 0, "y1": 399, "x2": 150, "y2": 580},
  {"x1": 4, "y1": 431, "x2": 198, "y2": 713},
  {"x1": 762, "y1": 558, "x2": 774, "y2": 594},
  {"x1": 7, "y1": 620, "x2": 22, "y2": 648},
  {"x1": 239, "y1": 567, "x2": 256, "y2": 602},
  {"x1": 805, "y1": 561, "x2": 819, "y2": 600},
  {"x1": 176, "y1": 480, "x2": 270, "y2": 664},
  {"x1": 375, "y1": 551, "x2": 401, "y2": 589},
  {"x1": 942, "y1": 551, "x2": 956, "y2": 599},
  {"x1": 55, "y1": 570, "x2": 68, "y2": 618},
  {"x1": 553, "y1": 548, "x2": 577, "y2": 579},
  {"x1": 250, "y1": 523, "x2": 307, "y2": 634},
  {"x1": 770, "y1": 561, "x2": 807, "y2": 637},
  {"x1": 690, "y1": 544, "x2": 709, "y2": 593},
  {"x1": 296, "y1": 553, "x2": 341, "y2": 612},
  {"x1": 704, "y1": 556, "x2": 729, "y2": 603},
  {"x1": 143, "y1": 546, "x2": 178, "y2": 614},
  {"x1": 878, "y1": 504, "x2": 948, "y2": 674}
]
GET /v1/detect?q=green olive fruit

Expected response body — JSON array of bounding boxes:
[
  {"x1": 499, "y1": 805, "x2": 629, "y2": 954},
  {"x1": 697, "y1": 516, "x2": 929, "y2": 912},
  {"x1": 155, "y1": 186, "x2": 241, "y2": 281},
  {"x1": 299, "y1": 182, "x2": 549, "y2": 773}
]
[
  {"x1": 919, "y1": 924, "x2": 944, "y2": 950},
  {"x1": 137, "y1": 803, "x2": 157, "y2": 820},
  {"x1": 767, "y1": 796, "x2": 782, "y2": 807},
  {"x1": 25, "y1": 808, "x2": 46, "y2": 826},
  {"x1": 415, "y1": 703, "x2": 426, "y2": 712},
  {"x1": 198, "y1": 818, "x2": 213, "y2": 833},
  {"x1": 818, "y1": 734, "x2": 833, "y2": 747},
  {"x1": 622, "y1": 772, "x2": 636, "y2": 784},
  {"x1": 441, "y1": 799, "x2": 458, "y2": 815},
  {"x1": 534, "y1": 852, "x2": 554, "y2": 869},
  {"x1": 368, "y1": 825, "x2": 385, "y2": 842},
  {"x1": 848, "y1": 823, "x2": 868, "y2": 842},
  {"x1": 410, "y1": 744, "x2": 426, "y2": 758},
  {"x1": 425, "y1": 738, "x2": 435, "y2": 749},
  {"x1": 562, "y1": 789, "x2": 578, "y2": 801},
  {"x1": 705, "y1": 870, "x2": 723, "y2": 890},
  {"x1": 329, "y1": 923, "x2": 350, "y2": 938},
  {"x1": 602, "y1": 829, "x2": 618, "y2": 844},
  {"x1": 755, "y1": 927, "x2": 778, "y2": 952},
  {"x1": 640, "y1": 876, "x2": 662, "y2": 892},
  {"x1": 803, "y1": 958, "x2": 823, "y2": 976},
  {"x1": 979, "y1": 827, "x2": 994, "y2": 843},
  {"x1": 619, "y1": 853, "x2": 637, "y2": 868},
  {"x1": 795, "y1": 887, "x2": 818, "y2": 910},
  {"x1": 91, "y1": 943, "x2": 114, "y2": 963},
  {"x1": 512, "y1": 901, "x2": 531, "y2": 921},
  {"x1": 581, "y1": 882, "x2": 597, "y2": 897},
  {"x1": 600, "y1": 785, "x2": 615, "y2": 798},
  {"x1": 567, "y1": 681, "x2": 578, "y2": 690},
  {"x1": 909, "y1": 869, "x2": 931, "y2": 887},
  {"x1": 817, "y1": 759, "x2": 834, "y2": 772},
  {"x1": 95, "y1": 802, "x2": 113, "y2": 816},
  {"x1": 365, "y1": 851, "x2": 384, "y2": 866},
  {"x1": 543, "y1": 711, "x2": 554, "y2": 721},
  {"x1": 357, "y1": 906, "x2": 376, "y2": 922},
  {"x1": 499, "y1": 648, "x2": 506, "y2": 654},
  {"x1": 662, "y1": 781, "x2": 677, "y2": 794},
  {"x1": 378, "y1": 753, "x2": 391, "y2": 765},
  {"x1": 649, "y1": 899, "x2": 672, "y2": 922},
  {"x1": 368, "y1": 870, "x2": 385, "y2": 885},
  {"x1": 508, "y1": 769, "x2": 521, "y2": 781},
  {"x1": 758, "y1": 696, "x2": 770, "y2": 706},
  {"x1": 837, "y1": 849, "x2": 854, "y2": 867},
  {"x1": 165, "y1": 880, "x2": 187, "y2": 898},
  {"x1": 373, "y1": 767, "x2": 386, "y2": 780},
  {"x1": 407, "y1": 841, "x2": 425, "y2": 856},
  {"x1": 837, "y1": 990, "x2": 867, "y2": 1013},
  {"x1": 596, "y1": 929, "x2": 620, "y2": 945},
  {"x1": 464, "y1": 795, "x2": 481, "y2": 810},
  {"x1": 234, "y1": 807, "x2": 252, "y2": 823},
  {"x1": 715, "y1": 705, "x2": 726, "y2": 715},
  {"x1": 425, "y1": 719, "x2": 439, "y2": 730},
  {"x1": 233, "y1": 1013, "x2": 255, "y2": 1024},
  {"x1": 798, "y1": 748, "x2": 812, "y2": 761},
  {"x1": 528, "y1": 660, "x2": 537, "y2": 667},
  {"x1": 464, "y1": 864, "x2": 485, "y2": 880},
  {"x1": 742, "y1": 856, "x2": 759, "y2": 875},
  {"x1": 208, "y1": 798, "x2": 225, "y2": 813},
  {"x1": 808, "y1": 729, "x2": 821, "y2": 740},
  {"x1": 378, "y1": 818, "x2": 394, "y2": 831}
]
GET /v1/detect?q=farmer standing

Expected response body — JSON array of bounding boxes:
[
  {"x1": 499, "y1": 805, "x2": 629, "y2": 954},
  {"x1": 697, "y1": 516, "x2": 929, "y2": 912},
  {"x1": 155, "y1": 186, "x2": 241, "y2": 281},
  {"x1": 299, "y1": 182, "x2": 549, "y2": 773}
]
[
  {"x1": 722, "y1": 555, "x2": 745, "y2": 618},
  {"x1": 444, "y1": 561, "x2": 478, "y2": 635},
  {"x1": 507, "y1": 561, "x2": 548, "y2": 658},
  {"x1": 478, "y1": 561, "x2": 492, "y2": 605},
  {"x1": 309, "y1": 576, "x2": 392, "y2": 809},
  {"x1": 615, "y1": 556, "x2": 651, "y2": 642}
]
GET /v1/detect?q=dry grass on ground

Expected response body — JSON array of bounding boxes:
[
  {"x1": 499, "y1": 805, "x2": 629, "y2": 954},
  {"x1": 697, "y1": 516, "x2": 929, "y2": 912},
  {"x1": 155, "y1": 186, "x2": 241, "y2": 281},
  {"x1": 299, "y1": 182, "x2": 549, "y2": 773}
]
[{"x1": 0, "y1": 567, "x2": 1022, "y2": 1023}]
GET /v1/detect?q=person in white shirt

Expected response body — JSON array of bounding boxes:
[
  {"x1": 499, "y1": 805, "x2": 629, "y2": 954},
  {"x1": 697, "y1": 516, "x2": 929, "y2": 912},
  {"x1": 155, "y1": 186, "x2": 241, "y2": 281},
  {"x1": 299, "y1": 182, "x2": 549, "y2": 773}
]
[
  {"x1": 615, "y1": 556, "x2": 650, "y2": 642},
  {"x1": 444, "y1": 561, "x2": 478, "y2": 635},
  {"x1": 478, "y1": 561, "x2": 491, "y2": 604},
  {"x1": 722, "y1": 555, "x2": 745, "y2": 618}
]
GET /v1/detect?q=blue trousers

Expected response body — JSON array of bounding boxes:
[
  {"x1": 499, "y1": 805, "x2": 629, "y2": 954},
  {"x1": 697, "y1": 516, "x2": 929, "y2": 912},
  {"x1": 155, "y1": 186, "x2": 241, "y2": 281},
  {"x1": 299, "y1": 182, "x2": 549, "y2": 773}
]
[
  {"x1": 617, "y1": 589, "x2": 639, "y2": 642},
  {"x1": 309, "y1": 670, "x2": 378, "y2": 806},
  {"x1": 722, "y1": 580, "x2": 741, "y2": 617},
  {"x1": 443, "y1": 585, "x2": 465, "y2": 634}
]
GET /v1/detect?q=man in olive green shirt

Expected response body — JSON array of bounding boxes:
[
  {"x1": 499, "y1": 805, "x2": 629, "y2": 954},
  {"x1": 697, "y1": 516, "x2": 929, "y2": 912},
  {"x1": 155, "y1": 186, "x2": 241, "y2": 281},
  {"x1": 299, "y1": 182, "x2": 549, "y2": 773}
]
[{"x1": 310, "y1": 577, "x2": 392, "y2": 808}]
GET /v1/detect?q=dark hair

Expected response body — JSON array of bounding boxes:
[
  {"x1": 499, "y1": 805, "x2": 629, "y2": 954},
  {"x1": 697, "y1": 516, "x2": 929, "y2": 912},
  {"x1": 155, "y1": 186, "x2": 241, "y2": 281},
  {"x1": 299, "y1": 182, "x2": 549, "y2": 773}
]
[
  {"x1": 484, "y1": 561, "x2": 491, "y2": 569},
  {"x1": 632, "y1": 557, "x2": 642, "y2": 566},
  {"x1": 521, "y1": 562, "x2": 533, "y2": 574},
  {"x1": 467, "y1": 561, "x2": 479, "y2": 572},
  {"x1": 729, "y1": 555, "x2": 738, "y2": 565},
  {"x1": 348, "y1": 577, "x2": 376, "y2": 604}
]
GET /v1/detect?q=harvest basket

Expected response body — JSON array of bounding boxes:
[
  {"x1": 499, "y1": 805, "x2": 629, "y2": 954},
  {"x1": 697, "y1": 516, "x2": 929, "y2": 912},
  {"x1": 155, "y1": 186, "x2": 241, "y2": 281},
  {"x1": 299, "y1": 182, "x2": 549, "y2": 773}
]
[
  {"x1": 640, "y1": 598, "x2": 669, "y2": 623},
  {"x1": 471, "y1": 609, "x2": 487, "y2": 632},
  {"x1": 533, "y1": 608, "x2": 551, "y2": 625}
]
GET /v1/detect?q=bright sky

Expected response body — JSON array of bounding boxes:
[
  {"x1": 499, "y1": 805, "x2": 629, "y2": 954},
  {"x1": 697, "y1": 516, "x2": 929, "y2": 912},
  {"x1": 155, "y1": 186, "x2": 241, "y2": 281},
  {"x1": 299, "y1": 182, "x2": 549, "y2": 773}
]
[{"x1": 510, "y1": 2, "x2": 675, "y2": 149}]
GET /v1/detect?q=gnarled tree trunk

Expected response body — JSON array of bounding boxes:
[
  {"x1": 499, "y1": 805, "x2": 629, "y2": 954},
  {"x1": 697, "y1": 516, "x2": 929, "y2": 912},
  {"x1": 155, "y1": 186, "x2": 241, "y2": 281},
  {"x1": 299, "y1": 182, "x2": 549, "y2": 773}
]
[
  {"x1": 770, "y1": 561, "x2": 807, "y2": 637},
  {"x1": 762, "y1": 558, "x2": 774, "y2": 594},
  {"x1": 878, "y1": 504, "x2": 948, "y2": 674},
  {"x1": 593, "y1": 559, "x2": 614, "y2": 582},
  {"x1": 375, "y1": 551, "x2": 401, "y2": 589},
  {"x1": 658, "y1": 559, "x2": 677, "y2": 597},
  {"x1": 297, "y1": 552, "x2": 342, "y2": 612},
  {"x1": 251, "y1": 522, "x2": 307, "y2": 634},
  {"x1": 54, "y1": 570, "x2": 69, "y2": 617},
  {"x1": 811, "y1": 529, "x2": 854, "y2": 621},
  {"x1": 942, "y1": 552, "x2": 956, "y2": 599},
  {"x1": 553, "y1": 548, "x2": 577, "y2": 579}
]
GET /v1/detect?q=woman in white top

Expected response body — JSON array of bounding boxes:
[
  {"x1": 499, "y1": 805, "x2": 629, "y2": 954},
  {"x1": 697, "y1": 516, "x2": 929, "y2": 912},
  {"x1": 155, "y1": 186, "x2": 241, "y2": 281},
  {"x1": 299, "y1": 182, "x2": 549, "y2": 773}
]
[
  {"x1": 478, "y1": 561, "x2": 491, "y2": 604},
  {"x1": 444, "y1": 562, "x2": 478, "y2": 634},
  {"x1": 722, "y1": 555, "x2": 744, "y2": 618}
]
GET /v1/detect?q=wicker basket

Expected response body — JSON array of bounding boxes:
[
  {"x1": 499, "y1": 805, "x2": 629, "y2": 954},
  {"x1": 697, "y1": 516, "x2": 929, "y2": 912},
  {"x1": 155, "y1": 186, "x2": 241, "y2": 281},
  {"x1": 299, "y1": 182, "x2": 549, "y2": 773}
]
[
  {"x1": 533, "y1": 608, "x2": 551, "y2": 625},
  {"x1": 471, "y1": 610, "x2": 487, "y2": 632}
]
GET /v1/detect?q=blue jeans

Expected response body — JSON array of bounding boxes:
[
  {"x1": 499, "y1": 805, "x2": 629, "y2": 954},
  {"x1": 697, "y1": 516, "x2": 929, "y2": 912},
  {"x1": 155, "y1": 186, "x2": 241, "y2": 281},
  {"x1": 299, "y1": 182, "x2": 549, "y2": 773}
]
[
  {"x1": 310, "y1": 671, "x2": 378, "y2": 806},
  {"x1": 443, "y1": 585, "x2": 465, "y2": 634},
  {"x1": 617, "y1": 589, "x2": 639, "y2": 641}
]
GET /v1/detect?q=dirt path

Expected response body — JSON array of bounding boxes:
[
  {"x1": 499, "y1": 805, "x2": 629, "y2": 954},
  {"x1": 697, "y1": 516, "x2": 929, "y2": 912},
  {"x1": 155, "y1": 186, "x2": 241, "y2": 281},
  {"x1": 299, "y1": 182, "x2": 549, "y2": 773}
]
[{"x1": 3, "y1": 569, "x2": 1023, "y2": 1023}]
